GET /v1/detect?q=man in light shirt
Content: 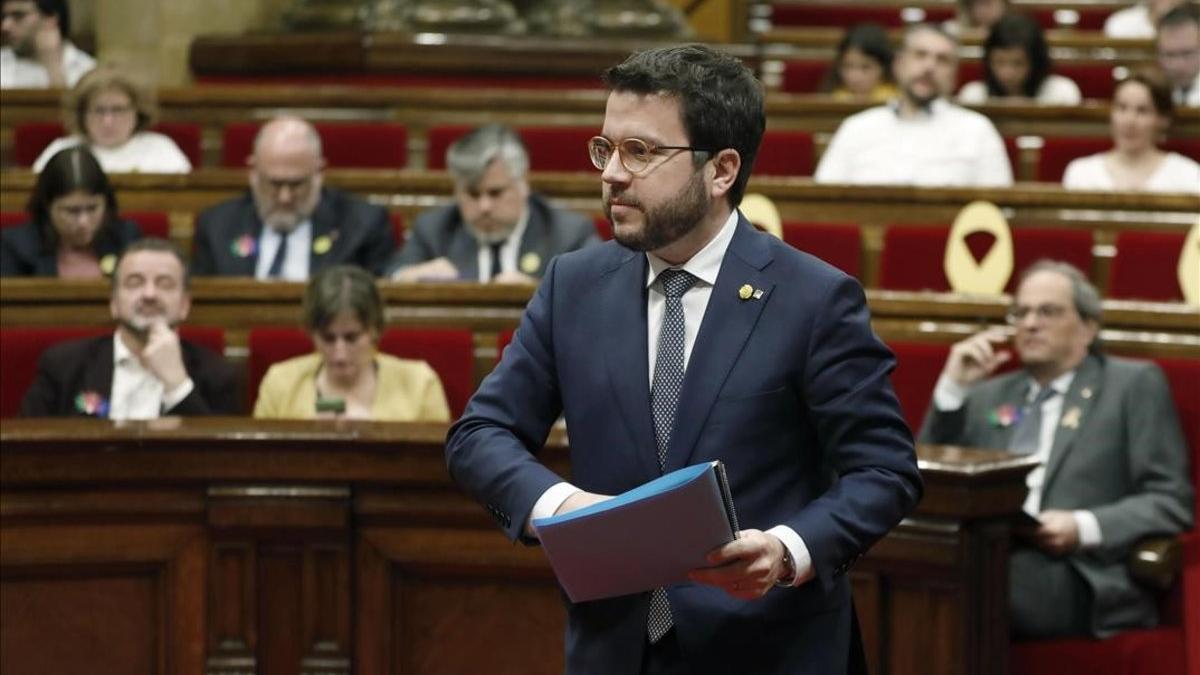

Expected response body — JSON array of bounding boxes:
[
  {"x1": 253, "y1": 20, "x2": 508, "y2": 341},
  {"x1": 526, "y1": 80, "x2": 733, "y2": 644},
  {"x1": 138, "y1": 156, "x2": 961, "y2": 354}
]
[
  {"x1": 1157, "y1": 3, "x2": 1200, "y2": 106},
  {"x1": 918, "y1": 260, "x2": 1193, "y2": 639},
  {"x1": 191, "y1": 116, "x2": 395, "y2": 279},
  {"x1": 0, "y1": 0, "x2": 95, "y2": 88},
  {"x1": 386, "y1": 123, "x2": 596, "y2": 283},
  {"x1": 21, "y1": 238, "x2": 239, "y2": 418},
  {"x1": 815, "y1": 23, "x2": 1013, "y2": 187}
]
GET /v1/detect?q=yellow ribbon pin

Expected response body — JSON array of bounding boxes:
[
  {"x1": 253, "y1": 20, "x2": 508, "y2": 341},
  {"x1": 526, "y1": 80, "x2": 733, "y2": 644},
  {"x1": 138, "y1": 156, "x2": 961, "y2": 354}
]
[
  {"x1": 738, "y1": 284, "x2": 753, "y2": 300},
  {"x1": 1061, "y1": 406, "x2": 1082, "y2": 429},
  {"x1": 312, "y1": 236, "x2": 332, "y2": 255},
  {"x1": 520, "y1": 252, "x2": 541, "y2": 275},
  {"x1": 99, "y1": 254, "x2": 116, "y2": 276}
]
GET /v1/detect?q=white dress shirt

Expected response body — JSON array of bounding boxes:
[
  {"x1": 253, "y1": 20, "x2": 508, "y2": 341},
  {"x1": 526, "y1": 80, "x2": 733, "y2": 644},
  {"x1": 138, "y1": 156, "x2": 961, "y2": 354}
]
[
  {"x1": 255, "y1": 220, "x2": 313, "y2": 280},
  {"x1": 474, "y1": 209, "x2": 530, "y2": 282},
  {"x1": 815, "y1": 98, "x2": 1014, "y2": 187},
  {"x1": 932, "y1": 371, "x2": 1103, "y2": 548},
  {"x1": 1063, "y1": 152, "x2": 1200, "y2": 194},
  {"x1": 109, "y1": 331, "x2": 194, "y2": 420},
  {"x1": 1175, "y1": 72, "x2": 1200, "y2": 107},
  {"x1": 0, "y1": 42, "x2": 95, "y2": 88},
  {"x1": 957, "y1": 74, "x2": 1083, "y2": 106},
  {"x1": 1104, "y1": 4, "x2": 1156, "y2": 38},
  {"x1": 33, "y1": 132, "x2": 192, "y2": 174},
  {"x1": 529, "y1": 211, "x2": 815, "y2": 586}
]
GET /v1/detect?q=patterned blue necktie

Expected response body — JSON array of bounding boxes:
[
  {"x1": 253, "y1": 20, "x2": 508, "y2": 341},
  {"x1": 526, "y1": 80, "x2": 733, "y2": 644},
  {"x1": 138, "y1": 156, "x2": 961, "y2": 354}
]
[
  {"x1": 1009, "y1": 384, "x2": 1058, "y2": 455},
  {"x1": 647, "y1": 268, "x2": 698, "y2": 643}
]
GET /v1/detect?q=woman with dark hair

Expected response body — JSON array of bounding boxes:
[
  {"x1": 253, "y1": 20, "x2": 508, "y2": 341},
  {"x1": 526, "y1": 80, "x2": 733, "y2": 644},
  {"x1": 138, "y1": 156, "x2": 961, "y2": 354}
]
[
  {"x1": 33, "y1": 66, "x2": 191, "y2": 173},
  {"x1": 253, "y1": 264, "x2": 450, "y2": 421},
  {"x1": 0, "y1": 145, "x2": 140, "y2": 277},
  {"x1": 959, "y1": 13, "x2": 1082, "y2": 104},
  {"x1": 824, "y1": 23, "x2": 898, "y2": 102},
  {"x1": 1064, "y1": 69, "x2": 1200, "y2": 192}
]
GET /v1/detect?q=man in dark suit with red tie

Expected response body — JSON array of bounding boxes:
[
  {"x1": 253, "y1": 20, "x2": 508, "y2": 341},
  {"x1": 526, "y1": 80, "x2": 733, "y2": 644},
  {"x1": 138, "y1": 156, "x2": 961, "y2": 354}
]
[{"x1": 446, "y1": 44, "x2": 922, "y2": 674}]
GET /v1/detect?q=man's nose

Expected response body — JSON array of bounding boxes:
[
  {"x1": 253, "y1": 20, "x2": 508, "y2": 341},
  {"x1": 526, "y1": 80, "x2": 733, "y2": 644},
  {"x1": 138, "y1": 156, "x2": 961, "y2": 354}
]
[{"x1": 601, "y1": 151, "x2": 630, "y2": 184}]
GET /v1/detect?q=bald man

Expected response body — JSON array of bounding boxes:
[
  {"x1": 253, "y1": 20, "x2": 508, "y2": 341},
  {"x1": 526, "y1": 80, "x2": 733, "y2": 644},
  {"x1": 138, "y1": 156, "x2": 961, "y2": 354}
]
[{"x1": 192, "y1": 116, "x2": 395, "y2": 279}]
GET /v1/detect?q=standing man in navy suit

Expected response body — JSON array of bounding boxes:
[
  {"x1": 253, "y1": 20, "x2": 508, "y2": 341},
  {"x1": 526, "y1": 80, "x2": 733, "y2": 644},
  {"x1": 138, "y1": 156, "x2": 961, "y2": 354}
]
[
  {"x1": 446, "y1": 44, "x2": 922, "y2": 675},
  {"x1": 191, "y1": 116, "x2": 395, "y2": 279}
]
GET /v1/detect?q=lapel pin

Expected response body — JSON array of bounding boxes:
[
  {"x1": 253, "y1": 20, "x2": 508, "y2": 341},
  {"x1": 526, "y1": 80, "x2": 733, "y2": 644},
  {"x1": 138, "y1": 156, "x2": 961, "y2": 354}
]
[
  {"x1": 752, "y1": 288, "x2": 764, "y2": 300},
  {"x1": 99, "y1": 254, "x2": 116, "y2": 276},
  {"x1": 1061, "y1": 406, "x2": 1082, "y2": 429},
  {"x1": 312, "y1": 235, "x2": 333, "y2": 255},
  {"x1": 1081, "y1": 387, "x2": 1093, "y2": 399},
  {"x1": 738, "y1": 284, "x2": 753, "y2": 300},
  {"x1": 231, "y1": 234, "x2": 256, "y2": 258},
  {"x1": 520, "y1": 252, "x2": 541, "y2": 275}
]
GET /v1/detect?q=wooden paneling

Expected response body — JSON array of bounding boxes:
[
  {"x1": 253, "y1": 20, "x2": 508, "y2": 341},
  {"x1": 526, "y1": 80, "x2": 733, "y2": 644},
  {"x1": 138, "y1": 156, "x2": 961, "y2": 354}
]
[{"x1": 0, "y1": 419, "x2": 1040, "y2": 675}]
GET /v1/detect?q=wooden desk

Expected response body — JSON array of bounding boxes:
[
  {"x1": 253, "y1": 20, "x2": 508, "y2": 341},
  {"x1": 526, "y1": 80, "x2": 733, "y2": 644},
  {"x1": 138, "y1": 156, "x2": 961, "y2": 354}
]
[{"x1": 0, "y1": 418, "x2": 1036, "y2": 675}]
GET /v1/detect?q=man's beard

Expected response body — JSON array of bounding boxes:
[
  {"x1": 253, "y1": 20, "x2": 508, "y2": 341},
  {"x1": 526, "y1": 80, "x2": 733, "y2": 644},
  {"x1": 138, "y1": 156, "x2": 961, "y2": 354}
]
[
  {"x1": 901, "y1": 77, "x2": 940, "y2": 109},
  {"x1": 607, "y1": 169, "x2": 709, "y2": 253}
]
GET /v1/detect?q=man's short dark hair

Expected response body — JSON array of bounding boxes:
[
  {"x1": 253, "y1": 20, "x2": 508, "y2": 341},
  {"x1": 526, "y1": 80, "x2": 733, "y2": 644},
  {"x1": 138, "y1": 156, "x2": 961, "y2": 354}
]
[
  {"x1": 1159, "y1": 2, "x2": 1200, "y2": 30},
  {"x1": 3, "y1": 0, "x2": 73, "y2": 39},
  {"x1": 111, "y1": 237, "x2": 191, "y2": 292},
  {"x1": 602, "y1": 44, "x2": 765, "y2": 208}
]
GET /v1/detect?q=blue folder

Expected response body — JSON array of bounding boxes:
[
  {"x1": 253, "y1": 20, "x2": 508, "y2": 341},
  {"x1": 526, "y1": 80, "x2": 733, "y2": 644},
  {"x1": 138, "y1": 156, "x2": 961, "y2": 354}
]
[{"x1": 532, "y1": 461, "x2": 739, "y2": 603}]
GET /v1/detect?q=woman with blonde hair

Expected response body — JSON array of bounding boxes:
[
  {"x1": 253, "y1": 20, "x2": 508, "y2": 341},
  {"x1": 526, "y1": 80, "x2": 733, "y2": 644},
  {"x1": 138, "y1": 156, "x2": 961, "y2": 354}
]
[
  {"x1": 254, "y1": 265, "x2": 451, "y2": 421},
  {"x1": 33, "y1": 65, "x2": 191, "y2": 173}
]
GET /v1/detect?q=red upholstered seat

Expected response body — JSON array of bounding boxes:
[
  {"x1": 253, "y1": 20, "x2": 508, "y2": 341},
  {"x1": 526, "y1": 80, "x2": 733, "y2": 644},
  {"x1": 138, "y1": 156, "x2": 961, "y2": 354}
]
[
  {"x1": 885, "y1": 340, "x2": 951, "y2": 433},
  {"x1": 0, "y1": 326, "x2": 225, "y2": 418},
  {"x1": 12, "y1": 122, "x2": 66, "y2": 167},
  {"x1": 425, "y1": 125, "x2": 474, "y2": 169},
  {"x1": 1038, "y1": 137, "x2": 1109, "y2": 182},
  {"x1": 593, "y1": 216, "x2": 613, "y2": 241},
  {"x1": 781, "y1": 221, "x2": 862, "y2": 278},
  {"x1": 756, "y1": 130, "x2": 815, "y2": 176},
  {"x1": 1164, "y1": 138, "x2": 1200, "y2": 162},
  {"x1": 879, "y1": 225, "x2": 1093, "y2": 292},
  {"x1": 389, "y1": 212, "x2": 405, "y2": 248},
  {"x1": 0, "y1": 210, "x2": 168, "y2": 238},
  {"x1": 779, "y1": 60, "x2": 828, "y2": 94},
  {"x1": 1109, "y1": 231, "x2": 1187, "y2": 302},
  {"x1": 0, "y1": 212, "x2": 26, "y2": 228},
  {"x1": 247, "y1": 326, "x2": 474, "y2": 418},
  {"x1": 1058, "y1": 63, "x2": 1119, "y2": 100},
  {"x1": 222, "y1": 122, "x2": 408, "y2": 168},
  {"x1": 152, "y1": 121, "x2": 203, "y2": 168}
]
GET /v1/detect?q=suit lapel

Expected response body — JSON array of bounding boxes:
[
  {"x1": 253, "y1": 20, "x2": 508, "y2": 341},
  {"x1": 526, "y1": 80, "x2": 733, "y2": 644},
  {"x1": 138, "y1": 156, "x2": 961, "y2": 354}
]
[
  {"x1": 451, "y1": 226, "x2": 480, "y2": 280},
  {"x1": 601, "y1": 249, "x2": 659, "y2": 483},
  {"x1": 990, "y1": 376, "x2": 1030, "y2": 451},
  {"x1": 517, "y1": 207, "x2": 549, "y2": 276},
  {"x1": 1041, "y1": 354, "x2": 1103, "y2": 492},
  {"x1": 234, "y1": 204, "x2": 263, "y2": 276},
  {"x1": 309, "y1": 193, "x2": 337, "y2": 274},
  {"x1": 666, "y1": 217, "x2": 774, "y2": 472},
  {"x1": 75, "y1": 336, "x2": 116, "y2": 417}
]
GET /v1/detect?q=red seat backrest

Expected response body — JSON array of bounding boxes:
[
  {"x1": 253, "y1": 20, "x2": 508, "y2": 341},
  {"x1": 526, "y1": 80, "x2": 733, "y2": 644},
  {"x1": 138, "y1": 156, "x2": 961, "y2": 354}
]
[
  {"x1": 222, "y1": 122, "x2": 408, "y2": 169},
  {"x1": 779, "y1": 60, "x2": 828, "y2": 94},
  {"x1": 756, "y1": 130, "x2": 815, "y2": 176},
  {"x1": 769, "y1": 4, "x2": 908, "y2": 27},
  {"x1": 0, "y1": 326, "x2": 225, "y2": 418},
  {"x1": 151, "y1": 121, "x2": 203, "y2": 168},
  {"x1": 518, "y1": 127, "x2": 597, "y2": 173},
  {"x1": 1, "y1": 212, "x2": 27, "y2": 228},
  {"x1": 123, "y1": 211, "x2": 170, "y2": 239},
  {"x1": 1109, "y1": 231, "x2": 1187, "y2": 302},
  {"x1": 426, "y1": 125, "x2": 475, "y2": 170},
  {"x1": 13, "y1": 122, "x2": 67, "y2": 167},
  {"x1": 247, "y1": 326, "x2": 474, "y2": 418},
  {"x1": 1150, "y1": 358, "x2": 1200, "y2": 513},
  {"x1": 389, "y1": 212, "x2": 405, "y2": 248},
  {"x1": 886, "y1": 340, "x2": 953, "y2": 434},
  {"x1": 880, "y1": 225, "x2": 1095, "y2": 292},
  {"x1": 1163, "y1": 138, "x2": 1200, "y2": 162},
  {"x1": 1057, "y1": 63, "x2": 1119, "y2": 100},
  {"x1": 1038, "y1": 136, "x2": 1110, "y2": 182},
  {"x1": 593, "y1": 216, "x2": 612, "y2": 241},
  {"x1": 781, "y1": 221, "x2": 862, "y2": 279}
]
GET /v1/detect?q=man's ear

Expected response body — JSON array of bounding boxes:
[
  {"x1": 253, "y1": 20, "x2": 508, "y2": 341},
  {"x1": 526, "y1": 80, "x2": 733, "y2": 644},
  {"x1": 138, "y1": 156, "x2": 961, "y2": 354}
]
[{"x1": 709, "y1": 148, "x2": 741, "y2": 200}]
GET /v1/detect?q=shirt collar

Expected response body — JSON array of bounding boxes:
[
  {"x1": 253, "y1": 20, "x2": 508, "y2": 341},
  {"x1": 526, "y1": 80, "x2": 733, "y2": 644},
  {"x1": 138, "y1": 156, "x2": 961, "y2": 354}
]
[
  {"x1": 113, "y1": 329, "x2": 137, "y2": 366},
  {"x1": 1028, "y1": 370, "x2": 1076, "y2": 400},
  {"x1": 645, "y1": 209, "x2": 739, "y2": 289},
  {"x1": 888, "y1": 96, "x2": 948, "y2": 119}
]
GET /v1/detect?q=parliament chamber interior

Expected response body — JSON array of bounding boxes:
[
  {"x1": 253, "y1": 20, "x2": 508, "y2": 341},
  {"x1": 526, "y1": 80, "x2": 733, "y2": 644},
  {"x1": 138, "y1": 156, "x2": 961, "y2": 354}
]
[{"x1": 1, "y1": 0, "x2": 1198, "y2": 674}]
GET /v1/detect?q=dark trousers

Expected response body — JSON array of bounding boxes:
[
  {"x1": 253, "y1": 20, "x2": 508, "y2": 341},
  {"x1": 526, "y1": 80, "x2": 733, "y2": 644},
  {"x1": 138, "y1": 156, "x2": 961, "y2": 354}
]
[
  {"x1": 641, "y1": 631, "x2": 689, "y2": 675},
  {"x1": 1010, "y1": 547, "x2": 1093, "y2": 640}
]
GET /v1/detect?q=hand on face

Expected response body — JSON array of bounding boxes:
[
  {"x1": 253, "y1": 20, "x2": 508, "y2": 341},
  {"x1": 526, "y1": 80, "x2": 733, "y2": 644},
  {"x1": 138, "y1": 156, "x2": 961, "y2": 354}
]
[
  {"x1": 32, "y1": 18, "x2": 61, "y2": 63},
  {"x1": 138, "y1": 319, "x2": 188, "y2": 391},
  {"x1": 943, "y1": 327, "x2": 1013, "y2": 387},
  {"x1": 688, "y1": 529, "x2": 796, "y2": 600}
]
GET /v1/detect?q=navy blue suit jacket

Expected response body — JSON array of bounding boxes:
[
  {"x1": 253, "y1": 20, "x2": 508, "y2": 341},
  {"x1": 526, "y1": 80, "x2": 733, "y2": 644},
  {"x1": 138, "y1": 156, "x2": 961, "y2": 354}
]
[{"x1": 446, "y1": 215, "x2": 922, "y2": 675}]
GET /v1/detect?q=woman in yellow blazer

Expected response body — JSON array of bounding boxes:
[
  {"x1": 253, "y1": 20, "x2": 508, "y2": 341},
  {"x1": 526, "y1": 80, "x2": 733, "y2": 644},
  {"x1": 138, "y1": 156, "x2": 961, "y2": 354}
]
[{"x1": 253, "y1": 265, "x2": 450, "y2": 421}]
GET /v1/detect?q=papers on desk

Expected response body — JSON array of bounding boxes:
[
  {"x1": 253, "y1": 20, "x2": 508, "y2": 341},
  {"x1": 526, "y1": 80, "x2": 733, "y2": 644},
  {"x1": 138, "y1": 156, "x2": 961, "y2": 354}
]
[{"x1": 532, "y1": 461, "x2": 740, "y2": 603}]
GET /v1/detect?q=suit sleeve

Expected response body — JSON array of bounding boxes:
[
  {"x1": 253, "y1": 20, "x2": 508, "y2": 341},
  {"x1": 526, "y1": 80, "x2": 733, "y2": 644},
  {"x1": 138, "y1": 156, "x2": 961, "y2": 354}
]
[
  {"x1": 445, "y1": 257, "x2": 568, "y2": 542},
  {"x1": 1088, "y1": 364, "x2": 1194, "y2": 550},
  {"x1": 385, "y1": 215, "x2": 439, "y2": 275},
  {"x1": 787, "y1": 275, "x2": 924, "y2": 592},
  {"x1": 20, "y1": 349, "x2": 65, "y2": 416},
  {"x1": 190, "y1": 211, "x2": 217, "y2": 276},
  {"x1": 0, "y1": 231, "x2": 23, "y2": 276},
  {"x1": 356, "y1": 203, "x2": 397, "y2": 276},
  {"x1": 917, "y1": 400, "x2": 968, "y2": 445},
  {"x1": 167, "y1": 346, "x2": 241, "y2": 415}
]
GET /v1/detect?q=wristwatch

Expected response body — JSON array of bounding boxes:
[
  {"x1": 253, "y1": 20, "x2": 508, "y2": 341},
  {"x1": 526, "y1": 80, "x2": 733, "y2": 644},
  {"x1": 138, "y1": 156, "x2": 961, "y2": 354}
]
[{"x1": 774, "y1": 546, "x2": 797, "y2": 587}]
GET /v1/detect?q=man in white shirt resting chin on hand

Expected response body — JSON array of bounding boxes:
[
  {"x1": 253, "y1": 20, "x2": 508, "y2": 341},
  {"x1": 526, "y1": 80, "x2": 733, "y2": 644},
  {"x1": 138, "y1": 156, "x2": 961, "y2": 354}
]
[
  {"x1": 21, "y1": 238, "x2": 239, "y2": 419},
  {"x1": 0, "y1": 0, "x2": 96, "y2": 89}
]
